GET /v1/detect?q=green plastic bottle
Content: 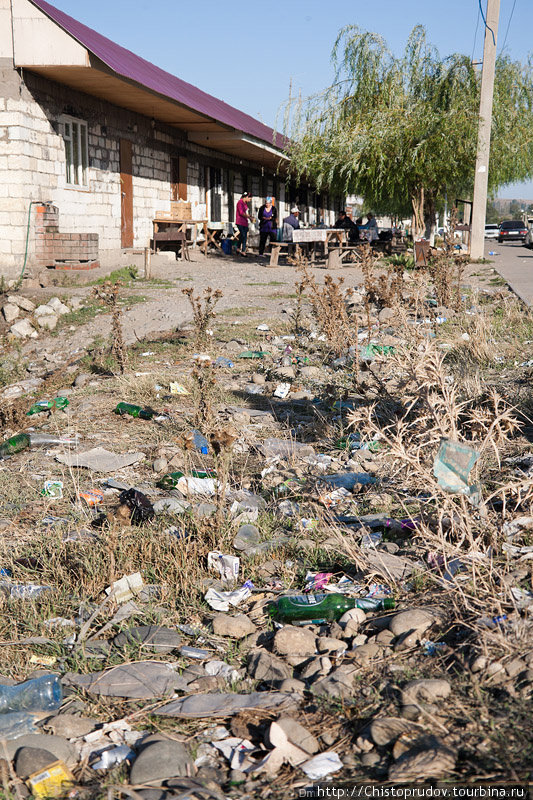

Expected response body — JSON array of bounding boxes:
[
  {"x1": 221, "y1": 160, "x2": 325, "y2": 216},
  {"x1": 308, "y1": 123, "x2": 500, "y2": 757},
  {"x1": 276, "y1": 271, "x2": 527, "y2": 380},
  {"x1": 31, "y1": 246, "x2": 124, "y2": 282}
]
[
  {"x1": 0, "y1": 433, "x2": 31, "y2": 459},
  {"x1": 267, "y1": 593, "x2": 395, "y2": 624},
  {"x1": 157, "y1": 470, "x2": 215, "y2": 489},
  {"x1": 114, "y1": 402, "x2": 154, "y2": 420},
  {"x1": 27, "y1": 397, "x2": 69, "y2": 416}
]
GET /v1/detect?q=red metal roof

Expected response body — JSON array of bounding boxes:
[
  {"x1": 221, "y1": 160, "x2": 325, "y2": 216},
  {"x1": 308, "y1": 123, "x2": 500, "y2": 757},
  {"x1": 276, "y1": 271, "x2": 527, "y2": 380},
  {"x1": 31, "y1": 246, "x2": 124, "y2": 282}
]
[{"x1": 30, "y1": 0, "x2": 284, "y2": 149}]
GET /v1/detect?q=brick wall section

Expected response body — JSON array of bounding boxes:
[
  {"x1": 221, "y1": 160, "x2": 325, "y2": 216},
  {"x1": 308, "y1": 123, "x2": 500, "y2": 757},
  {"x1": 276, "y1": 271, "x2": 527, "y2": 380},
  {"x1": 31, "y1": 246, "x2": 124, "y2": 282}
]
[{"x1": 34, "y1": 203, "x2": 99, "y2": 268}]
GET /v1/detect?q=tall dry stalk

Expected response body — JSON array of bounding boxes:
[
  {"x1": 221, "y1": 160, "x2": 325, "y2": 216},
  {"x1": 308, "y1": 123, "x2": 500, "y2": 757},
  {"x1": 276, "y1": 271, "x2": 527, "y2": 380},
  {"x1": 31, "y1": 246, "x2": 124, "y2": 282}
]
[
  {"x1": 92, "y1": 280, "x2": 127, "y2": 374},
  {"x1": 182, "y1": 286, "x2": 223, "y2": 350}
]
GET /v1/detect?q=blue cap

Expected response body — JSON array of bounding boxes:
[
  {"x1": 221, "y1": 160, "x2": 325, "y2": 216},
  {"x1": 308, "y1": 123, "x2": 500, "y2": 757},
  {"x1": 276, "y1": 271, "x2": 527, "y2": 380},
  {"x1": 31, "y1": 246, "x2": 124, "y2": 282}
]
[{"x1": 266, "y1": 196, "x2": 272, "y2": 203}]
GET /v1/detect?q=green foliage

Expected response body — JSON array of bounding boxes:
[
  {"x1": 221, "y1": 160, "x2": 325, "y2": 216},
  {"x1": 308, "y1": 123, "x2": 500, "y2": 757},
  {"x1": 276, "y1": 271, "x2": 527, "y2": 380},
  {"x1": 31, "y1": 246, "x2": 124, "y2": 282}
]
[
  {"x1": 91, "y1": 265, "x2": 138, "y2": 285},
  {"x1": 285, "y1": 25, "x2": 533, "y2": 232}
]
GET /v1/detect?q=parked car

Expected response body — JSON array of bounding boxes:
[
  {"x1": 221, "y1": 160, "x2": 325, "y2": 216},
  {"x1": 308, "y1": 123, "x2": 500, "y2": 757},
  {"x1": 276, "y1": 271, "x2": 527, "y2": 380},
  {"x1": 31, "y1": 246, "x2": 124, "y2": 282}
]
[
  {"x1": 498, "y1": 220, "x2": 527, "y2": 243},
  {"x1": 484, "y1": 223, "x2": 499, "y2": 239}
]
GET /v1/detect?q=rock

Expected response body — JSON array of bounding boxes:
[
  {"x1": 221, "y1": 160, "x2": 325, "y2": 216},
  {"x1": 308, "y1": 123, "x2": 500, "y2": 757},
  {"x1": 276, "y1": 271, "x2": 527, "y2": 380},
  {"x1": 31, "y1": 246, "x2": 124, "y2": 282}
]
[
  {"x1": 10, "y1": 319, "x2": 37, "y2": 338},
  {"x1": 7, "y1": 295, "x2": 35, "y2": 312},
  {"x1": 152, "y1": 458, "x2": 168, "y2": 473},
  {"x1": 35, "y1": 313, "x2": 58, "y2": 330},
  {"x1": 195, "y1": 502, "x2": 217, "y2": 517},
  {"x1": 378, "y1": 307, "x2": 395, "y2": 324},
  {"x1": 113, "y1": 625, "x2": 182, "y2": 654},
  {"x1": 34, "y1": 304, "x2": 55, "y2": 317},
  {"x1": 252, "y1": 373, "x2": 265, "y2": 385},
  {"x1": 275, "y1": 625, "x2": 316, "y2": 657},
  {"x1": 130, "y1": 738, "x2": 194, "y2": 785},
  {"x1": 470, "y1": 655, "x2": 488, "y2": 673},
  {"x1": 389, "y1": 608, "x2": 440, "y2": 637},
  {"x1": 46, "y1": 714, "x2": 97, "y2": 738},
  {"x1": 376, "y1": 629, "x2": 395, "y2": 646},
  {"x1": 153, "y1": 497, "x2": 189, "y2": 515},
  {"x1": 317, "y1": 637, "x2": 347, "y2": 654},
  {"x1": 270, "y1": 717, "x2": 319, "y2": 755},
  {"x1": 299, "y1": 656, "x2": 332, "y2": 681},
  {"x1": 3, "y1": 303, "x2": 20, "y2": 323},
  {"x1": 505, "y1": 658, "x2": 527, "y2": 679},
  {"x1": 312, "y1": 664, "x2": 359, "y2": 700},
  {"x1": 4, "y1": 734, "x2": 77, "y2": 766},
  {"x1": 321, "y1": 731, "x2": 337, "y2": 747},
  {"x1": 350, "y1": 643, "x2": 380, "y2": 664},
  {"x1": 339, "y1": 608, "x2": 366, "y2": 627},
  {"x1": 361, "y1": 751, "x2": 381, "y2": 768},
  {"x1": 37, "y1": 271, "x2": 51, "y2": 287},
  {"x1": 276, "y1": 366, "x2": 296, "y2": 379},
  {"x1": 69, "y1": 296, "x2": 84, "y2": 311},
  {"x1": 73, "y1": 373, "x2": 91, "y2": 388},
  {"x1": 47, "y1": 297, "x2": 70, "y2": 315},
  {"x1": 279, "y1": 678, "x2": 305, "y2": 694},
  {"x1": 299, "y1": 366, "x2": 321, "y2": 379},
  {"x1": 388, "y1": 735, "x2": 456, "y2": 781},
  {"x1": 233, "y1": 525, "x2": 260, "y2": 551},
  {"x1": 401, "y1": 679, "x2": 451, "y2": 706},
  {"x1": 230, "y1": 769, "x2": 246, "y2": 785},
  {"x1": 247, "y1": 649, "x2": 291, "y2": 682},
  {"x1": 213, "y1": 613, "x2": 256, "y2": 639},
  {"x1": 15, "y1": 747, "x2": 56, "y2": 779},
  {"x1": 369, "y1": 717, "x2": 425, "y2": 746}
]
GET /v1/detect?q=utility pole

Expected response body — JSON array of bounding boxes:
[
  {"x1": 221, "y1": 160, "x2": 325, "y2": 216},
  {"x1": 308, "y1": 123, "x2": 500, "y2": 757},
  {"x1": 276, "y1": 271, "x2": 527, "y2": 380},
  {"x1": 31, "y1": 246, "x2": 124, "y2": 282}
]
[{"x1": 470, "y1": 0, "x2": 500, "y2": 260}]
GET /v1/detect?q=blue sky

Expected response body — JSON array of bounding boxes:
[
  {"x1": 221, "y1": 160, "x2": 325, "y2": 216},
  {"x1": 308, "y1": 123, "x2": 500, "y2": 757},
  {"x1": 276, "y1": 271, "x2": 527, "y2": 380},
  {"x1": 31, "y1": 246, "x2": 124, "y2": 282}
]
[{"x1": 47, "y1": 0, "x2": 533, "y2": 199}]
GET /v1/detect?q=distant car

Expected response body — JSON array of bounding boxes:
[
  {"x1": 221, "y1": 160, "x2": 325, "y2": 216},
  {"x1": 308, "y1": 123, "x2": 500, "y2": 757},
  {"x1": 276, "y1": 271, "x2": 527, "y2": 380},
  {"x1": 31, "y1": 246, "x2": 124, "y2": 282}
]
[
  {"x1": 484, "y1": 224, "x2": 499, "y2": 239},
  {"x1": 498, "y1": 220, "x2": 527, "y2": 243}
]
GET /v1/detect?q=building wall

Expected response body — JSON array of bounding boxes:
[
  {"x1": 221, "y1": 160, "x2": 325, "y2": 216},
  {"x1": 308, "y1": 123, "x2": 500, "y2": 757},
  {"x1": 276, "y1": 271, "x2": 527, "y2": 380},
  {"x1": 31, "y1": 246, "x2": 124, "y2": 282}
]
[{"x1": 0, "y1": 60, "x2": 340, "y2": 276}]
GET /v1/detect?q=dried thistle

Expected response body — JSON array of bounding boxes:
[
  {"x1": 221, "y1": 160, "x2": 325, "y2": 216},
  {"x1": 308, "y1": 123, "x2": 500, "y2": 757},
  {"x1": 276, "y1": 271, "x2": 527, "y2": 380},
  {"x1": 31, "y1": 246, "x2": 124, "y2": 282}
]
[
  {"x1": 92, "y1": 281, "x2": 127, "y2": 374},
  {"x1": 182, "y1": 286, "x2": 223, "y2": 349}
]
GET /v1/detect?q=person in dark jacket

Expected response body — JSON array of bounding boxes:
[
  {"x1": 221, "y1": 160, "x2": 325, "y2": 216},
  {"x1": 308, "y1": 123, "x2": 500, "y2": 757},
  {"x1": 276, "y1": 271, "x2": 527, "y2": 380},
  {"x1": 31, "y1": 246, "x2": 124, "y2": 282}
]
[
  {"x1": 334, "y1": 210, "x2": 359, "y2": 242},
  {"x1": 282, "y1": 206, "x2": 300, "y2": 241},
  {"x1": 258, "y1": 196, "x2": 278, "y2": 255}
]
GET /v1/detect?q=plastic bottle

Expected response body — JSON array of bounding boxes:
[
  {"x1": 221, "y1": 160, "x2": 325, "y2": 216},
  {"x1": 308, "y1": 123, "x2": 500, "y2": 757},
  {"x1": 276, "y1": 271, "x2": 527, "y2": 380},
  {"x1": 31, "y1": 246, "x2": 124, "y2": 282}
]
[
  {"x1": 27, "y1": 397, "x2": 69, "y2": 416},
  {"x1": 0, "y1": 674, "x2": 62, "y2": 714},
  {"x1": 157, "y1": 469, "x2": 214, "y2": 490},
  {"x1": 192, "y1": 429, "x2": 209, "y2": 455},
  {"x1": 267, "y1": 593, "x2": 395, "y2": 624},
  {"x1": 0, "y1": 433, "x2": 30, "y2": 459},
  {"x1": 114, "y1": 402, "x2": 154, "y2": 420},
  {"x1": 0, "y1": 711, "x2": 39, "y2": 740}
]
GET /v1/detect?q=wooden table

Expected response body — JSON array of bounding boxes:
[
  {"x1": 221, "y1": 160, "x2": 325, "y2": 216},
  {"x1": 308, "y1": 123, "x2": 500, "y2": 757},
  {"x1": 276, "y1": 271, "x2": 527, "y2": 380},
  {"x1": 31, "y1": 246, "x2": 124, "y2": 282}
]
[
  {"x1": 205, "y1": 222, "x2": 225, "y2": 251},
  {"x1": 152, "y1": 218, "x2": 208, "y2": 256}
]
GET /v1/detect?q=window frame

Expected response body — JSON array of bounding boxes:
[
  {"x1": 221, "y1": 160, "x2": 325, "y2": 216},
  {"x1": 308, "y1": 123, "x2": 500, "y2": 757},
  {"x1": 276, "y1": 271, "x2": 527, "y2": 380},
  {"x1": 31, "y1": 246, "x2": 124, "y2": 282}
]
[{"x1": 61, "y1": 115, "x2": 89, "y2": 188}]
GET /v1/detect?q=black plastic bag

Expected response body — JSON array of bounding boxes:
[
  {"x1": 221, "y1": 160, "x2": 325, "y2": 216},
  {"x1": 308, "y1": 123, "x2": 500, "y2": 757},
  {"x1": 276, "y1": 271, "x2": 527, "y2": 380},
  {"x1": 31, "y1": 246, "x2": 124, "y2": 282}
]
[{"x1": 118, "y1": 488, "x2": 155, "y2": 525}]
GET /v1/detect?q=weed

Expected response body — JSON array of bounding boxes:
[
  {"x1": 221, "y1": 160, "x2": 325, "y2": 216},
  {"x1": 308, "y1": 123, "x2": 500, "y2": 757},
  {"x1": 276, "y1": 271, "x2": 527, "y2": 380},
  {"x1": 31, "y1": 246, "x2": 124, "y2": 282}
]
[
  {"x1": 182, "y1": 286, "x2": 223, "y2": 349},
  {"x1": 92, "y1": 281, "x2": 127, "y2": 374},
  {"x1": 297, "y1": 265, "x2": 354, "y2": 357},
  {"x1": 91, "y1": 266, "x2": 138, "y2": 286}
]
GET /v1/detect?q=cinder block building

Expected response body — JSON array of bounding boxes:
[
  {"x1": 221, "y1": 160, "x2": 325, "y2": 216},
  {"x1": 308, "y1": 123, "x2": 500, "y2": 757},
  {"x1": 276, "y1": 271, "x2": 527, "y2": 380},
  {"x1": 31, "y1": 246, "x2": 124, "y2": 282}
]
[{"x1": 0, "y1": 0, "x2": 339, "y2": 276}]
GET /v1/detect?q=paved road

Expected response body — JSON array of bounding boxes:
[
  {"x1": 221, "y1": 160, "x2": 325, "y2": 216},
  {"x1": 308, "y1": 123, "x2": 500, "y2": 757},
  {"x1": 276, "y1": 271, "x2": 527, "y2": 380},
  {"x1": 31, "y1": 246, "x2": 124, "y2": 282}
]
[{"x1": 488, "y1": 239, "x2": 533, "y2": 306}]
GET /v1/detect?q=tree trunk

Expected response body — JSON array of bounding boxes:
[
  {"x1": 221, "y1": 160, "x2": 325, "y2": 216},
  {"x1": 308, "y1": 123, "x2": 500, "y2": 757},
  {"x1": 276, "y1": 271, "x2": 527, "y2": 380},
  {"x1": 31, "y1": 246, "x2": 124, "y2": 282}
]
[
  {"x1": 411, "y1": 187, "x2": 425, "y2": 238},
  {"x1": 424, "y1": 193, "x2": 437, "y2": 246}
]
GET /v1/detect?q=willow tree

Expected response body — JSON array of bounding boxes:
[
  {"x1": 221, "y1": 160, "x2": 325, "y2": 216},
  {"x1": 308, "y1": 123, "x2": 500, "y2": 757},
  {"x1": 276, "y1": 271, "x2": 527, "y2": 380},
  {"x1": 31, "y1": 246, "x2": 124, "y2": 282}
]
[{"x1": 284, "y1": 26, "x2": 533, "y2": 237}]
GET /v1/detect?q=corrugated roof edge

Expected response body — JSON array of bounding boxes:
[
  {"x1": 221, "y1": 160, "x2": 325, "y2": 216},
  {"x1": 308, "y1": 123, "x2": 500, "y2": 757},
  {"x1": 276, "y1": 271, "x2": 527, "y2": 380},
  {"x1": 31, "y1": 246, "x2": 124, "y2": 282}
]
[{"x1": 29, "y1": 0, "x2": 286, "y2": 151}]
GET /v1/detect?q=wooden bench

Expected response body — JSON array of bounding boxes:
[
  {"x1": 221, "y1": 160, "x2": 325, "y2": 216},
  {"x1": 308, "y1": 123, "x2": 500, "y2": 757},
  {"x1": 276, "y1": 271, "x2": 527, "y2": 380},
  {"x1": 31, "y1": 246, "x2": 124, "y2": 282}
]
[
  {"x1": 326, "y1": 245, "x2": 365, "y2": 268},
  {"x1": 267, "y1": 242, "x2": 290, "y2": 267},
  {"x1": 153, "y1": 229, "x2": 190, "y2": 261}
]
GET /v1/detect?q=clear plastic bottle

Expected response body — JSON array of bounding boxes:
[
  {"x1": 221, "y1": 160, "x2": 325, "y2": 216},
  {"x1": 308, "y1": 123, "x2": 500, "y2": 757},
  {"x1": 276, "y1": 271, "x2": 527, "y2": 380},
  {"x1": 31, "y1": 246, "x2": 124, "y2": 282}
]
[
  {"x1": 0, "y1": 711, "x2": 39, "y2": 740},
  {"x1": 0, "y1": 674, "x2": 62, "y2": 713}
]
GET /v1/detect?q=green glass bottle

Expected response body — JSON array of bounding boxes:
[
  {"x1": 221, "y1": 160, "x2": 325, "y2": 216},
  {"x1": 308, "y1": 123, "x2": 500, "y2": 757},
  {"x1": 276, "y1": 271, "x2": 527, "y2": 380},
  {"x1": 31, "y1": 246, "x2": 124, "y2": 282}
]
[
  {"x1": 114, "y1": 402, "x2": 154, "y2": 420},
  {"x1": 27, "y1": 397, "x2": 69, "y2": 416},
  {"x1": 157, "y1": 469, "x2": 215, "y2": 489},
  {"x1": 267, "y1": 593, "x2": 395, "y2": 624},
  {"x1": 0, "y1": 433, "x2": 31, "y2": 459}
]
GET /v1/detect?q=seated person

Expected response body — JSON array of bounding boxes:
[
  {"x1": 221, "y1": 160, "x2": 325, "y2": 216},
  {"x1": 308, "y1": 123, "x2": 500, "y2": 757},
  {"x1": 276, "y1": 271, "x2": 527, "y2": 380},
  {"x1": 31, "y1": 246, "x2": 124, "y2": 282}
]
[
  {"x1": 282, "y1": 206, "x2": 300, "y2": 242},
  {"x1": 360, "y1": 213, "x2": 379, "y2": 242},
  {"x1": 333, "y1": 210, "x2": 359, "y2": 242}
]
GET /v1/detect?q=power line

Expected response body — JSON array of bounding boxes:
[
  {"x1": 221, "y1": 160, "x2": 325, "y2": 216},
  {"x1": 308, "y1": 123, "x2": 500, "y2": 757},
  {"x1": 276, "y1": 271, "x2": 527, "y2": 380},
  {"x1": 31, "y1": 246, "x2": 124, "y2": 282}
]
[
  {"x1": 471, "y1": 2, "x2": 481, "y2": 61},
  {"x1": 501, "y1": 0, "x2": 518, "y2": 51}
]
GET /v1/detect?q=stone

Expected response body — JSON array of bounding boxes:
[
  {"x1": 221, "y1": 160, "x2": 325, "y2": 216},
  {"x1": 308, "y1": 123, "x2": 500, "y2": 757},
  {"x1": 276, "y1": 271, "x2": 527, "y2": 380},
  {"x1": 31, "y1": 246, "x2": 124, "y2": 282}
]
[
  {"x1": 276, "y1": 366, "x2": 296, "y2": 379},
  {"x1": 35, "y1": 313, "x2": 58, "y2": 330},
  {"x1": 470, "y1": 655, "x2": 488, "y2": 673},
  {"x1": 73, "y1": 373, "x2": 91, "y2": 388},
  {"x1": 152, "y1": 458, "x2": 168, "y2": 473},
  {"x1": 275, "y1": 626, "x2": 316, "y2": 657},
  {"x1": 10, "y1": 319, "x2": 37, "y2": 338},
  {"x1": 401, "y1": 679, "x2": 451, "y2": 706},
  {"x1": 130, "y1": 738, "x2": 194, "y2": 785},
  {"x1": 361, "y1": 751, "x2": 381, "y2": 768},
  {"x1": 369, "y1": 717, "x2": 425, "y2": 747},
  {"x1": 233, "y1": 525, "x2": 260, "y2": 551},
  {"x1": 321, "y1": 732, "x2": 337, "y2": 747},
  {"x1": 312, "y1": 664, "x2": 359, "y2": 700},
  {"x1": 388, "y1": 735, "x2": 456, "y2": 781},
  {"x1": 279, "y1": 678, "x2": 305, "y2": 694},
  {"x1": 34, "y1": 304, "x2": 56, "y2": 317},
  {"x1": 317, "y1": 637, "x2": 347, "y2": 654},
  {"x1": 247, "y1": 649, "x2": 291, "y2": 682},
  {"x1": 505, "y1": 658, "x2": 527, "y2": 679},
  {"x1": 270, "y1": 717, "x2": 320, "y2": 755},
  {"x1": 7, "y1": 295, "x2": 35, "y2": 312},
  {"x1": 195, "y1": 502, "x2": 217, "y2": 517},
  {"x1": 46, "y1": 714, "x2": 97, "y2": 738},
  {"x1": 4, "y1": 734, "x2": 77, "y2": 766},
  {"x1": 113, "y1": 625, "x2": 182, "y2": 654},
  {"x1": 299, "y1": 656, "x2": 332, "y2": 681},
  {"x1": 213, "y1": 613, "x2": 256, "y2": 639},
  {"x1": 389, "y1": 608, "x2": 440, "y2": 638},
  {"x1": 252, "y1": 373, "x2": 265, "y2": 385},
  {"x1": 299, "y1": 366, "x2": 321, "y2": 379},
  {"x1": 47, "y1": 297, "x2": 70, "y2": 315},
  {"x1": 69, "y1": 296, "x2": 84, "y2": 311},
  {"x1": 376, "y1": 629, "x2": 395, "y2": 646},
  {"x1": 350, "y1": 643, "x2": 380, "y2": 664},
  {"x1": 2, "y1": 303, "x2": 19, "y2": 323},
  {"x1": 339, "y1": 608, "x2": 366, "y2": 628},
  {"x1": 15, "y1": 747, "x2": 56, "y2": 779},
  {"x1": 378, "y1": 307, "x2": 395, "y2": 324},
  {"x1": 157, "y1": 691, "x2": 299, "y2": 718},
  {"x1": 153, "y1": 497, "x2": 189, "y2": 515}
]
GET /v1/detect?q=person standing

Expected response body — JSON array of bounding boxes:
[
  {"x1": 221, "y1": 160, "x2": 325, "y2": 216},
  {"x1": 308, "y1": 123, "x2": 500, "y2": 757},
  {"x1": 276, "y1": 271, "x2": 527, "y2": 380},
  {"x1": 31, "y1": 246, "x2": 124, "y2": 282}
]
[
  {"x1": 258, "y1": 196, "x2": 278, "y2": 255},
  {"x1": 235, "y1": 191, "x2": 252, "y2": 256}
]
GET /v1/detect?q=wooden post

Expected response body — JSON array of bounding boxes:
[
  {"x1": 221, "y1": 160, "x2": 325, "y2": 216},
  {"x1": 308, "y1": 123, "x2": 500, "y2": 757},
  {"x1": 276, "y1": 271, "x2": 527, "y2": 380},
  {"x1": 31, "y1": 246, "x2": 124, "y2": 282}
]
[{"x1": 144, "y1": 246, "x2": 151, "y2": 279}]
